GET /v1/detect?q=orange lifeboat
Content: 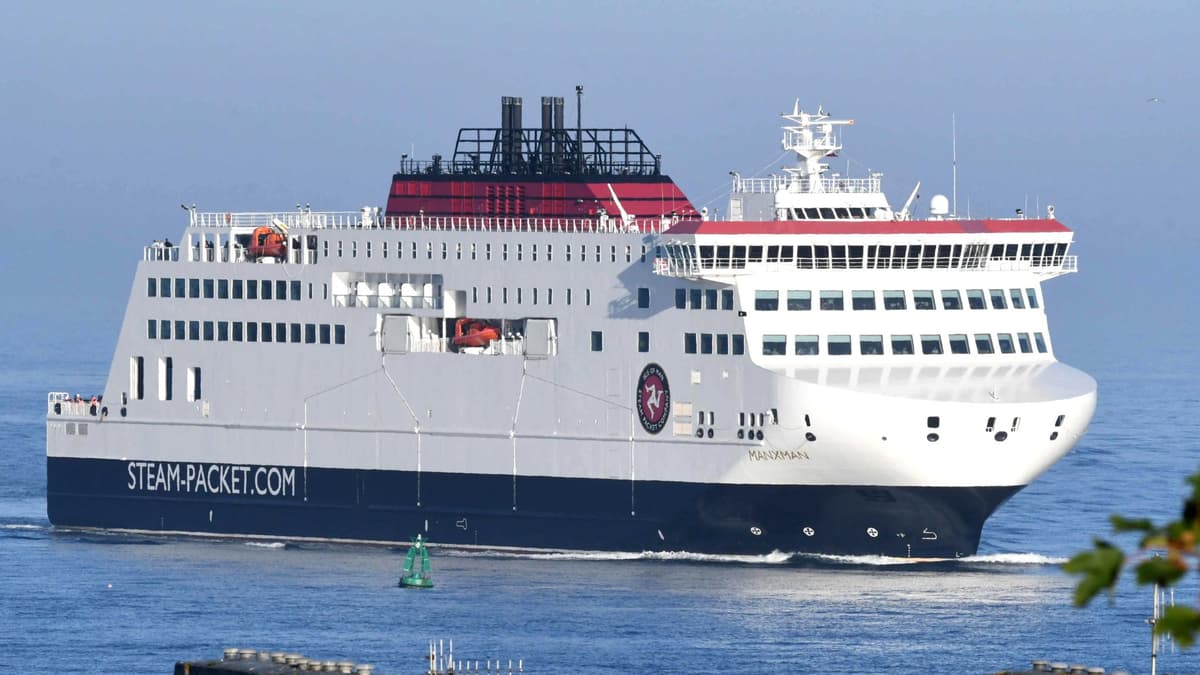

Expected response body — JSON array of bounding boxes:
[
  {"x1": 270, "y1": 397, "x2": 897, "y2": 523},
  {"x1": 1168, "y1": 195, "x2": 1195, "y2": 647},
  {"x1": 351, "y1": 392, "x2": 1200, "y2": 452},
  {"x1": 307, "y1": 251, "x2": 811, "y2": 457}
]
[
  {"x1": 452, "y1": 318, "x2": 501, "y2": 348},
  {"x1": 249, "y1": 226, "x2": 288, "y2": 260}
]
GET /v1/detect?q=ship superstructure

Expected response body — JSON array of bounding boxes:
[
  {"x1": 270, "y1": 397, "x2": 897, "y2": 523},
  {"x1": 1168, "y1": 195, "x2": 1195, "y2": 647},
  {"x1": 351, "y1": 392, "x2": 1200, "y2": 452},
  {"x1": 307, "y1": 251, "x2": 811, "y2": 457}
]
[{"x1": 45, "y1": 95, "x2": 1095, "y2": 557}]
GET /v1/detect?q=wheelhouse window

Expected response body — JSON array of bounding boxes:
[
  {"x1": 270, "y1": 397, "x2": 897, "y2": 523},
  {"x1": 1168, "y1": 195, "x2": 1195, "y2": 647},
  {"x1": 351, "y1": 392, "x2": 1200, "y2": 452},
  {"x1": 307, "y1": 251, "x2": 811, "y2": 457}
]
[
  {"x1": 941, "y1": 289, "x2": 963, "y2": 310},
  {"x1": 755, "y1": 290, "x2": 780, "y2": 311},
  {"x1": 989, "y1": 289, "x2": 1007, "y2": 309},
  {"x1": 1009, "y1": 289, "x2": 1026, "y2": 309},
  {"x1": 851, "y1": 290, "x2": 876, "y2": 310},
  {"x1": 997, "y1": 333, "x2": 1015, "y2": 354},
  {"x1": 1034, "y1": 332, "x2": 1048, "y2": 353},
  {"x1": 949, "y1": 333, "x2": 970, "y2": 354},
  {"x1": 705, "y1": 289, "x2": 718, "y2": 310},
  {"x1": 787, "y1": 290, "x2": 811, "y2": 311},
  {"x1": 1017, "y1": 332, "x2": 1032, "y2": 353},
  {"x1": 819, "y1": 290, "x2": 844, "y2": 310},
  {"x1": 675, "y1": 288, "x2": 686, "y2": 309},
  {"x1": 828, "y1": 334, "x2": 851, "y2": 355},
  {"x1": 1026, "y1": 288, "x2": 1040, "y2": 309},
  {"x1": 717, "y1": 334, "x2": 729, "y2": 354},
  {"x1": 974, "y1": 333, "x2": 995, "y2": 354},
  {"x1": 762, "y1": 334, "x2": 787, "y2": 355},
  {"x1": 883, "y1": 290, "x2": 906, "y2": 310},
  {"x1": 860, "y1": 334, "x2": 883, "y2": 355},
  {"x1": 700, "y1": 333, "x2": 713, "y2": 354},
  {"x1": 966, "y1": 289, "x2": 986, "y2": 309},
  {"x1": 921, "y1": 334, "x2": 944, "y2": 355},
  {"x1": 795, "y1": 334, "x2": 819, "y2": 355},
  {"x1": 891, "y1": 334, "x2": 914, "y2": 355},
  {"x1": 913, "y1": 290, "x2": 935, "y2": 310},
  {"x1": 685, "y1": 333, "x2": 697, "y2": 354},
  {"x1": 721, "y1": 289, "x2": 734, "y2": 310},
  {"x1": 732, "y1": 334, "x2": 745, "y2": 355}
]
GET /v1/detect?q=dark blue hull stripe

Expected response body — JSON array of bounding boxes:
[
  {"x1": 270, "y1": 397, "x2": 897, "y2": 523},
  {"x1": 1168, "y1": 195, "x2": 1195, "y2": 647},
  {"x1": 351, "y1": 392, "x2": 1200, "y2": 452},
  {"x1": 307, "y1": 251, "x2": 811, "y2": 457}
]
[{"x1": 47, "y1": 457, "x2": 1021, "y2": 557}]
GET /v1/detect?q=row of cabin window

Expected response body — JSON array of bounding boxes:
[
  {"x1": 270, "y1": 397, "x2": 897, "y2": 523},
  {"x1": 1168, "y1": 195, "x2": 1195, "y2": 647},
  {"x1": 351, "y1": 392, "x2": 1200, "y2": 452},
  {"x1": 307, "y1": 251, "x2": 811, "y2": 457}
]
[
  {"x1": 147, "y1": 319, "x2": 346, "y2": 345},
  {"x1": 148, "y1": 277, "x2": 312, "y2": 301},
  {"x1": 676, "y1": 288, "x2": 736, "y2": 311},
  {"x1": 588, "y1": 330, "x2": 721, "y2": 354},
  {"x1": 682, "y1": 333, "x2": 748, "y2": 355},
  {"x1": 783, "y1": 206, "x2": 883, "y2": 220},
  {"x1": 754, "y1": 287, "x2": 1040, "y2": 312},
  {"x1": 760, "y1": 332, "x2": 1049, "y2": 357},
  {"x1": 325, "y1": 240, "x2": 649, "y2": 265},
  {"x1": 669, "y1": 242, "x2": 1069, "y2": 270},
  {"x1": 472, "y1": 286, "x2": 592, "y2": 306}
]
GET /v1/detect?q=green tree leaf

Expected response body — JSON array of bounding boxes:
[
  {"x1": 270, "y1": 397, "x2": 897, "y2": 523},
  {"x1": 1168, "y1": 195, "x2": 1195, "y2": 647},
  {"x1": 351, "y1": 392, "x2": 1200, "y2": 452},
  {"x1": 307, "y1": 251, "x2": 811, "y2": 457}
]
[
  {"x1": 1062, "y1": 540, "x2": 1124, "y2": 607},
  {"x1": 1134, "y1": 556, "x2": 1186, "y2": 586},
  {"x1": 1157, "y1": 606, "x2": 1200, "y2": 649},
  {"x1": 1110, "y1": 515, "x2": 1155, "y2": 533}
]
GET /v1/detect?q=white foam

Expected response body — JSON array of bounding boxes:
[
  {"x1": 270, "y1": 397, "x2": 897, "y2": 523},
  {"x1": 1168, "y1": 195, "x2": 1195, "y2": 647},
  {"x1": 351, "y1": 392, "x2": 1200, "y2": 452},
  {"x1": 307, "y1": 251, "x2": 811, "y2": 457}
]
[
  {"x1": 799, "y1": 553, "x2": 935, "y2": 566},
  {"x1": 245, "y1": 541, "x2": 287, "y2": 549},
  {"x1": 449, "y1": 549, "x2": 793, "y2": 565},
  {"x1": 1, "y1": 524, "x2": 47, "y2": 531},
  {"x1": 963, "y1": 552, "x2": 1068, "y2": 565}
]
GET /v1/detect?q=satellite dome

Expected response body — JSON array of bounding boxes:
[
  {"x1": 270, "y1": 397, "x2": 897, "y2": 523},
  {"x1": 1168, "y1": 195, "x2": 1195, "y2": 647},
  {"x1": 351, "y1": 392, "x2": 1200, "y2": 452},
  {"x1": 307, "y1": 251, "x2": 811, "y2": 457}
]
[{"x1": 930, "y1": 194, "x2": 950, "y2": 217}]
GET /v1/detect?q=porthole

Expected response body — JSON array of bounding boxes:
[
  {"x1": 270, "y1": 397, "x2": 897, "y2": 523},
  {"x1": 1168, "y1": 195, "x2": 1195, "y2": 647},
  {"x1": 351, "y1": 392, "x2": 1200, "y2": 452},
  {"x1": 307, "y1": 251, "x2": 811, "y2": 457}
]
[
  {"x1": 120, "y1": 407, "x2": 127, "y2": 418},
  {"x1": 707, "y1": 428, "x2": 714, "y2": 439},
  {"x1": 994, "y1": 431, "x2": 1008, "y2": 442},
  {"x1": 805, "y1": 432, "x2": 816, "y2": 442},
  {"x1": 1050, "y1": 431, "x2": 1059, "y2": 441},
  {"x1": 755, "y1": 430, "x2": 763, "y2": 441},
  {"x1": 927, "y1": 433, "x2": 939, "y2": 442},
  {"x1": 927, "y1": 416, "x2": 940, "y2": 429},
  {"x1": 696, "y1": 428, "x2": 704, "y2": 438},
  {"x1": 737, "y1": 429, "x2": 745, "y2": 439}
]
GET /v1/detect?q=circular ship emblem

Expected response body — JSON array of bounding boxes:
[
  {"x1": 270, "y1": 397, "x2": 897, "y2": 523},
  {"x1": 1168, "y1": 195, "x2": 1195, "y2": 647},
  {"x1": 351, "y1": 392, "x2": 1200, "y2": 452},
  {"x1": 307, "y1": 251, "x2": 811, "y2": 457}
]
[{"x1": 636, "y1": 363, "x2": 671, "y2": 434}]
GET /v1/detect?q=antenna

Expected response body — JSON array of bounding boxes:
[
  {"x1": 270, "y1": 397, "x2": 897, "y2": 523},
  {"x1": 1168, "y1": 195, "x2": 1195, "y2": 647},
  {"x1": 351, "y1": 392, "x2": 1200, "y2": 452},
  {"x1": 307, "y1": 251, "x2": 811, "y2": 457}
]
[{"x1": 952, "y1": 113, "x2": 958, "y2": 218}]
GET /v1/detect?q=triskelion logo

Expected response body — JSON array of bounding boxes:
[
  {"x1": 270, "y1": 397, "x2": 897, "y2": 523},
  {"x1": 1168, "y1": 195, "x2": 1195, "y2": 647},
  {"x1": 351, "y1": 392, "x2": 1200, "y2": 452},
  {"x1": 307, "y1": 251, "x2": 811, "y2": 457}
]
[{"x1": 636, "y1": 363, "x2": 670, "y2": 434}]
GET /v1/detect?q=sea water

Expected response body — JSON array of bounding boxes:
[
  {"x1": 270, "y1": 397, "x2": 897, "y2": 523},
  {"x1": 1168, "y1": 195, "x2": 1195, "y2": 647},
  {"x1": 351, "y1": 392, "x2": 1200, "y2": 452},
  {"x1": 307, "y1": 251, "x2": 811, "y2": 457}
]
[{"x1": 2, "y1": 342, "x2": 1198, "y2": 674}]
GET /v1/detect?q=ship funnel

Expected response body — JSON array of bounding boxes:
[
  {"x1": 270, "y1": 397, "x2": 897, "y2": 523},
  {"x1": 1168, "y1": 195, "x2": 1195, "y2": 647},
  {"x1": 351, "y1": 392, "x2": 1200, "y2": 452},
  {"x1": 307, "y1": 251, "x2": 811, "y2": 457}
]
[{"x1": 500, "y1": 96, "x2": 524, "y2": 173}]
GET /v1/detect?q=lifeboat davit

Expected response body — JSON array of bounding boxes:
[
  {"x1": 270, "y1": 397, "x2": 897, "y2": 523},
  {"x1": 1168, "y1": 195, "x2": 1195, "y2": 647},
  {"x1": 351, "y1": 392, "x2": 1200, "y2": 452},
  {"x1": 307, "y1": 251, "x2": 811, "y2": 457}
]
[
  {"x1": 452, "y1": 318, "x2": 500, "y2": 348},
  {"x1": 249, "y1": 226, "x2": 287, "y2": 260}
]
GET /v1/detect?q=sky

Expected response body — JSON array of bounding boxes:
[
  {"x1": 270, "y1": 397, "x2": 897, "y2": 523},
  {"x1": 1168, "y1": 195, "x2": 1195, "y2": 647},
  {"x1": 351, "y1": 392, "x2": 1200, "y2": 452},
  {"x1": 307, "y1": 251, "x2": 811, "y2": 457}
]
[{"x1": 1, "y1": 0, "x2": 1197, "y2": 373}]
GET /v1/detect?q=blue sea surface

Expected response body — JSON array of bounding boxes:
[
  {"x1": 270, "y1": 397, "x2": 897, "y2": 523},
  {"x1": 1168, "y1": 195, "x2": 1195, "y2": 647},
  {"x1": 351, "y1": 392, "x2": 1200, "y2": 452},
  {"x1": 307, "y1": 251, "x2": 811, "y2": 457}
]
[{"x1": 2, "y1": 342, "x2": 1198, "y2": 675}]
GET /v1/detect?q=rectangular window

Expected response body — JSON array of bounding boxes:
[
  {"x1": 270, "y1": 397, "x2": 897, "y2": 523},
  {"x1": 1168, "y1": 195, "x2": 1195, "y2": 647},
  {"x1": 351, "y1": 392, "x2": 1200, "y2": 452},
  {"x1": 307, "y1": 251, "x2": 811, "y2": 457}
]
[
  {"x1": 487, "y1": 287, "x2": 493, "y2": 303},
  {"x1": 851, "y1": 290, "x2": 876, "y2": 310},
  {"x1": 975, "y1": 333, "x2": 995, "y2": 354},
  {"x1": 175, "y1": 278, "x2": 185, "y2": 298},
  {"x1": 262, "y1": 281, "x2": 273, "y2": 300},
  {"x1": 705, "y1": 288, "x2": 717, "y2": 310},
  {"x1": 1026, "y1": 288, "x2": 1040, "y2": 309},
  {"x1": 941, "y1": 289, "x2": 963, "y2": 310},
  {"x1": 320, "y1": 324, "x2": 331, "y2": 344},
  {"x1": 290, "y1": 323, "x2": 301, "y2": 343},
  {"x1": 883, "y1": 290, "x2": 906, "y2": 310},
  {"x1": 247, "y1": 322, "x2": 258, "y2": 342},
  {"x1": 189, "y1": 278, "x2": 200, "y2": 298},
  {"x1": 203, "y1": 321, "x2": 214, "y2": 341},
  {"x1": 921, "y1": 334, "x2": 944, "y2": 355},
  {"x1": 1009, "y1": 288, "x2": 1026, "y2": 309},
  {"x1": 591, "y1": 331, "x2": 603, "y2": 352},
  {"x1": 989, "y1": 289, "x2": 1007, "y2": 309},
  {"x1": 795, "y1": 334, "x2": 820, "y2": 355},
  {"x1": 1017, "y1": 332, "x2": 1032, "y2": 353},
  {"x1": 261, "y1": 321, "x2": 272, "y2": 343},
  {"x1": 913, "y1": 290, "x2": 935, "y2": 310},
  {"x1": 717, "y1": 334, "x2": 729, "y2": 354},
  {"x1": 685, "y1": 333, "x2": 697, "y2": 354},
  {"x1": 217, "y1": 321, "x2": 229, "y2": 342},
  {"x1": 762, "y1": 334, "x2": 787, "y2": 355},
  {"x1": 755, "y1": 290, "x2": 780, "y2": 311},
  {"x1": 787, "y1": 290, "x2": 812, "y2": 311},
  {"x1": 276, "y1": 322, "x2": 286, "y2": 343},
  {"x1": 218, "y1": 279, "x2": 229, "y2": 299},
  {"x1": 247, "y1": 279, "x2": 259, "y2": 300},
  {"x1": 732, "y1": 334, "x2": 745, "y2": 355},
  {"x1": 503, "y1": 288, "x2": 508, "y2": 304},
  {"x1": 290, "y1": 280, "x2": 301, "y2": 301},
  {"x1": 828, "y1": 334, "x2": 851, "y2": 355},
  {"x1": 565, "y1": 288, "x2": 570, "y2": 305},
  {"x1": 517, "y1": 288, "x2": 522, "y2": 304},
  {"x1": 160, "y1": 320, "x2": 171, "y2": 340},
  {"x1": 891, "y1": 335, "x2": 915, "y2": 355},
  {"x1": 675, "y1": 288, "x2": 686, "y2": 309},
  {"x1": 147, "y1": 319, "x2": 157, "y2": 339},
  {"x1": 175, "y1": 320, "x2": 185, "y2": 341},
  {"x1": 203, "y1": 278, "x2": 214, "y2": 298},
  {"x1": 819, "y1": 290, "x2": 844, "y2": 310},
  {"x1": 949, "y1": 333, "x2": 970, "y2": 354},
  {"x1": 130, "y1": 356, "x2": 144, "y2": 400},
  {"x1": 335, "y1": 324, "x2": 346, "y2": 345},
  {"x1": 585, "y1": 289, "x2": 591, "y2": 306},
  {"x1": 860, "y1": 334, "x2": 883, "y2": 355},
  {"x1": 997, "y1": 333, "x2": 1015, "y2": 354},
  {"x1": 690, "y1": 288, "x2": 702, "y2": 309},
  {"x1": 966, "y1": 289, "x2": 986, "y2": 309},
  {"x1": 187, "y1": 367, "x2": 201, "y2": 402},
  {"x1": 189, "y1": 320, "x2": 200, "y2": 340},
  {"x1": 638, "y1": 331, "x2": 649, "y2": 353},
  {"x1": 721, "y1": 289, "x2": 734, "y2": 310},
  {"x1": 160, "y1": 277, "x2": 170, "y2": 297},
  {"x1": 305, "y1": 323, "x2": 316, "y2": 344},
  {"x1": 485, "y1": 243, "x2": 492, "y2": 261},
  {"x1": 158, "y1": 357, "x2": 173, "y2": 401},
  {"x1": 515, "y1": 244, "x2": 521, "y2": 261},
  {"x1": 698, "y1": 333, "x2": 712, "y2": 354},
  {"x1": 147, "y1": 278, "x2": 156, "y2": 297},
  {"x1": 233, "y1": 279, "x2": 244, "y2": 299},
  {"x1": 1034, "y1": 332, "x2": 1048, "y2": 353}
]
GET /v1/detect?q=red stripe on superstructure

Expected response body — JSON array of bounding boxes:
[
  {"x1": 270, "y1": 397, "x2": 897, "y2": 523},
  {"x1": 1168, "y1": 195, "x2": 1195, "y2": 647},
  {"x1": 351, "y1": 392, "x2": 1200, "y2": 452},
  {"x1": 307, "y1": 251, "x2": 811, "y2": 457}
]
[
  {"x1": 666, "y1": 218, "x2": 1071, "y2": 236},
  {"x1": 385, "y1": 179, "x2": 697, "y2": 218}
]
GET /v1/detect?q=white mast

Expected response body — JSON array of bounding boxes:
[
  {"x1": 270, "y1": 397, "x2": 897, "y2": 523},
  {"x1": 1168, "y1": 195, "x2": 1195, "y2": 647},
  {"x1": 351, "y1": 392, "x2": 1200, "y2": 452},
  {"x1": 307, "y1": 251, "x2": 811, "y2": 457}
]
[{"x1": 780, "y1": 100, "x2": 854, "y2": 192}]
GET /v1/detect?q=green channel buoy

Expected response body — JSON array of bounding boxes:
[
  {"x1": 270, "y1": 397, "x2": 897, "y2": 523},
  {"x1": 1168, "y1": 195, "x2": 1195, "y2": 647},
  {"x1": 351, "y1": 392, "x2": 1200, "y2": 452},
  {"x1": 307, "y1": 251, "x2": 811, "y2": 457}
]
[{"x1": 398, "y1": 534, "x2": 434, "y2": 589}]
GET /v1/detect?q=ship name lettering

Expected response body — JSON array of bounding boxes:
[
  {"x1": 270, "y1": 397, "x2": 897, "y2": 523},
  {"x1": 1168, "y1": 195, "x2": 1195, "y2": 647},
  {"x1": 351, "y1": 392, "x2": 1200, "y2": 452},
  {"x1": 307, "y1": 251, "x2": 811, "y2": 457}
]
[
  {"x1": 747, "y1": 449, "x2": 811, "y2": 461},
  {"x1": 126, "y1": 461, "x2": 295, "y2": 497}
]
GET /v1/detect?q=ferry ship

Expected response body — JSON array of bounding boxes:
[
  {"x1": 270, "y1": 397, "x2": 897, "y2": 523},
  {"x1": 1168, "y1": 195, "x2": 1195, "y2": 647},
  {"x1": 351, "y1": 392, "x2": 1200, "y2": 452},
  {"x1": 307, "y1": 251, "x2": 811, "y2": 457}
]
[{"x1": 46, "y1": 92, "x2": 1096, "y2": 558}]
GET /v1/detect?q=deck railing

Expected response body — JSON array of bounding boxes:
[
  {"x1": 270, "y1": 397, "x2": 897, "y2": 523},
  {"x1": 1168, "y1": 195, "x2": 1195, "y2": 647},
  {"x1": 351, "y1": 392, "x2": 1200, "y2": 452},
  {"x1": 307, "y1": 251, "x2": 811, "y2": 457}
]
[
  {"x1": 187, "y1": 210, "x2": 687, "y2": 235},
  {"x1": 732, "y1": 175, "x2": 882, "y2": 195},
  {"x1": 654, "y1": 254, "x2": 1078, "y2": 278}
]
